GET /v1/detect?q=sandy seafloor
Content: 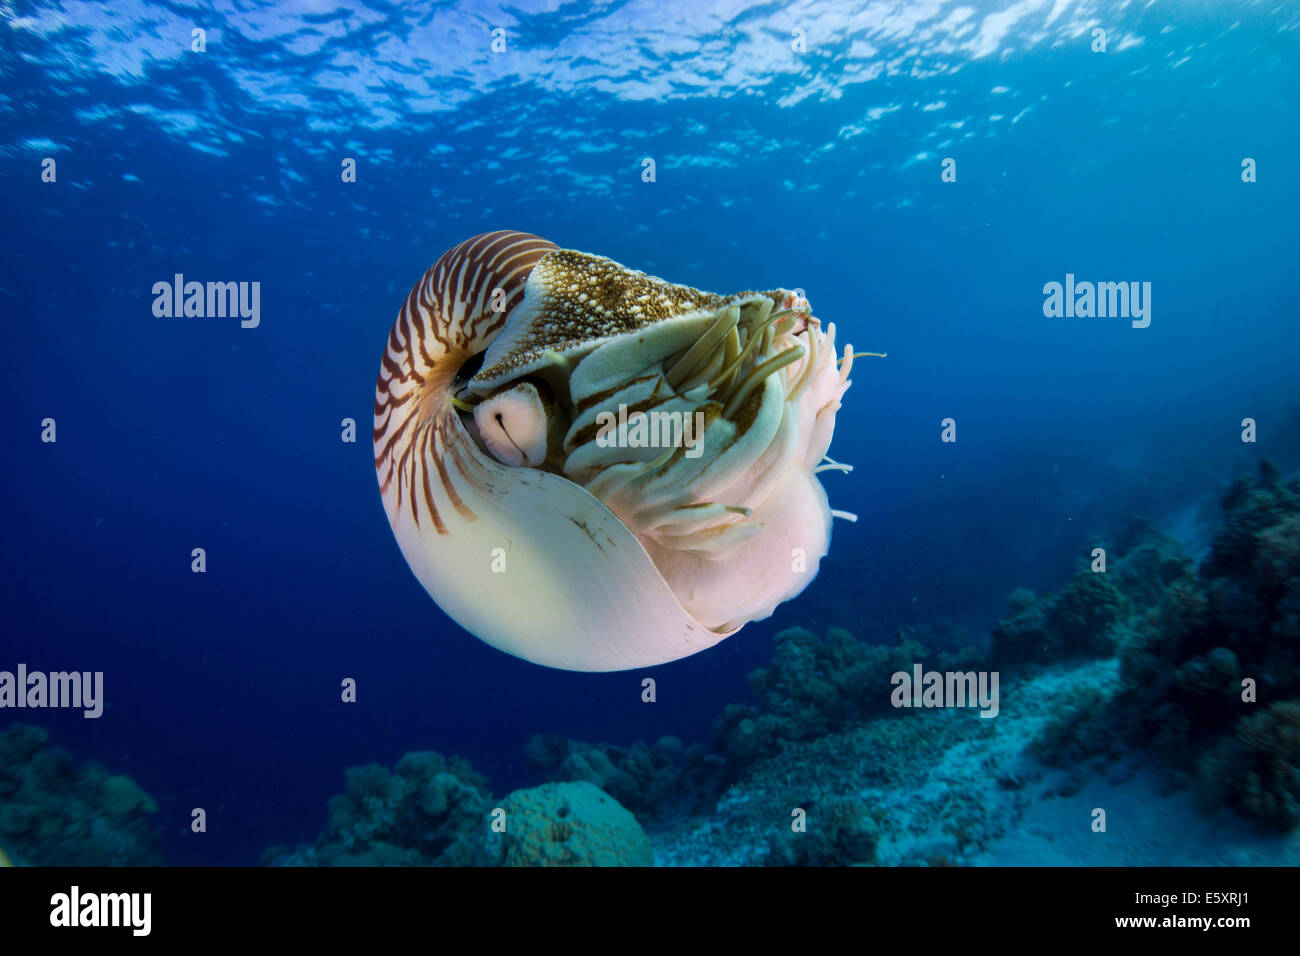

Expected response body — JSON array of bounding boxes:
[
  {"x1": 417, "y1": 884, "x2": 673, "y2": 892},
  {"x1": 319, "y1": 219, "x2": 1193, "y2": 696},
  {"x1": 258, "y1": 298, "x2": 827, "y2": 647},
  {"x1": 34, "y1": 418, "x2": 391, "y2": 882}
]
[{"x1": 651, "y1": 659, "x2": 1300, "y2": 867}]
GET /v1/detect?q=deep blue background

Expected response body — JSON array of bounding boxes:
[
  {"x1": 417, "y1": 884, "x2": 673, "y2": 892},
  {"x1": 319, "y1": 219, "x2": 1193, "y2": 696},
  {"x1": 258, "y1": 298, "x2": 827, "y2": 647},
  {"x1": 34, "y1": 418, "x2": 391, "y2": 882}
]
[{"x1": 2, "y1": 1, "x2": 1298, "y2": 864}]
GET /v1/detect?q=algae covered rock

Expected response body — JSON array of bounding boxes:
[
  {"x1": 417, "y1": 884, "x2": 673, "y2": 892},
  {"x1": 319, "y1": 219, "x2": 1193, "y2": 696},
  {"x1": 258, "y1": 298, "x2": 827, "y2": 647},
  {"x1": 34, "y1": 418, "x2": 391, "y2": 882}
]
[
  {"x1": 0, "y1": 723, "x2": 162, "y2": 865},
  {"x1": 714, "y1": 625, "x2": 935, "y2": 775},
  {"x1": 1109, "y1": 519, "x2": 1195, "y2": 611},
  {"x1": 270, "y1": 749, "x2": 494, "y2": 866},
  {"x1": 1119, "y1": 461, "x2": 1300, "y2": 756},
  {"x1": 481, "y1": 781, "x2": 652, "y2": 867},
  {"x1": 321, "y1": 751, "x2": 491, "y2": 866},
  {"x1": 991, "y1": 571, "x2": 1128, "y2": 666},
  {"x1": 524, "y1": 733, "x2": 724, "y2": 821},
  {"x1": 988, "y1": 588, "x2": 1051, "y2": 665},
  {"x1": 274, "y1": 757, "x2": 654, "y2": 867},
  {"x1": 1038, "y1": 460, "x2": 1300, "y2": 832},
  {"x1": 1046, "y1": 569, "x2": 1129, "y2": 658},
  {"x1": 765, "y1": 795, "x2": 879, "y2": 867},
  {"x1": 1196, "y1": 699, "x2": 1300, "y2": 831}
]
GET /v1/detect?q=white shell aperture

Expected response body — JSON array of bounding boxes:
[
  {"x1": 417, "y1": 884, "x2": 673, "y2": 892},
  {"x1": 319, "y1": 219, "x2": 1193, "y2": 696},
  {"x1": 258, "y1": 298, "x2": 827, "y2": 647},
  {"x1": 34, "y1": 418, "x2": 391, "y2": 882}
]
[{"x1": 374, "y1": 231, "x2": 856, "y2": 671}]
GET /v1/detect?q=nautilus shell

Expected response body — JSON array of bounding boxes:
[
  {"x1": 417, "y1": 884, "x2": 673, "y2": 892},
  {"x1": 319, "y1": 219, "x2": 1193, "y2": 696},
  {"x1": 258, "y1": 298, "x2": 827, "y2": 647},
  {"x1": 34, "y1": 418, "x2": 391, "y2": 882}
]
[{"x1": 374, "y1": 231, "x2": 857, "y2": 671}]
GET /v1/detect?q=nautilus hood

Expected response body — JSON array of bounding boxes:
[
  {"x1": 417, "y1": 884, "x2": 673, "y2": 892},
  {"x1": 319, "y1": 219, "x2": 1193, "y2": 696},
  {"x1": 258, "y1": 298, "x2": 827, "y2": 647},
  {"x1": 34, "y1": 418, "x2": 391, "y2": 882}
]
[{"x1": 374, "y1": 230, "x2": 857, "y2": 671}]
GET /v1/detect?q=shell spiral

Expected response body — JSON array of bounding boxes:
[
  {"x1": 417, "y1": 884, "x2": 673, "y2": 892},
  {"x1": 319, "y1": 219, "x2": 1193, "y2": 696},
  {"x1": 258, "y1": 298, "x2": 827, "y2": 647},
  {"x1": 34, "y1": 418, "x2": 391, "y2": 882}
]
[
  {"x1": 375, "y1": 231, "x2": 856, "y2": 671},
  {"x1": 374, "y1": 230, "x2": 557, "y2": 533}
]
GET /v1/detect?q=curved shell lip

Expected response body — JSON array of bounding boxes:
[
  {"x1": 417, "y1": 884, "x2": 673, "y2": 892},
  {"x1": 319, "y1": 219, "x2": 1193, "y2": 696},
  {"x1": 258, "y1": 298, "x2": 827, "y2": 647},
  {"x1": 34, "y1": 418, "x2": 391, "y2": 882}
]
[{"x1": 380, "y1": 408, "x2": 743, "y2": 673}]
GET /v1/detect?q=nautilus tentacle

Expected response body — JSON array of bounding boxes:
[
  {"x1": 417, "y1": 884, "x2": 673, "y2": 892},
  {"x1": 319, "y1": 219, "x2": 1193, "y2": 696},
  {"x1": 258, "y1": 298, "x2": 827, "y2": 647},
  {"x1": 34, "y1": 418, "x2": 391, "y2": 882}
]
[{"x1": 374, "y1": 231, "x2": 856, "y2": 671}]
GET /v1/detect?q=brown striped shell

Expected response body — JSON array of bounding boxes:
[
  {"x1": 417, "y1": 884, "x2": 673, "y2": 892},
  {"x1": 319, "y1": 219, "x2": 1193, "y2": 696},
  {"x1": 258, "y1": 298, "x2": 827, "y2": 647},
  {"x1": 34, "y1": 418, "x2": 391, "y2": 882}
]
[{"x1": 374, "y1": 230, "x2": 558, "y2": 533}]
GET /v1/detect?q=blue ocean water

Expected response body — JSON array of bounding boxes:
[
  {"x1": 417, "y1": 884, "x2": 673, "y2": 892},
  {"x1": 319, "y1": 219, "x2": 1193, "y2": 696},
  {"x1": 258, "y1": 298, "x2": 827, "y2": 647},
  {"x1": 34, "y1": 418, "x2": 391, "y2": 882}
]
[{"x1": 1, "y1": 1, "x2": 1298, "y2": 866}]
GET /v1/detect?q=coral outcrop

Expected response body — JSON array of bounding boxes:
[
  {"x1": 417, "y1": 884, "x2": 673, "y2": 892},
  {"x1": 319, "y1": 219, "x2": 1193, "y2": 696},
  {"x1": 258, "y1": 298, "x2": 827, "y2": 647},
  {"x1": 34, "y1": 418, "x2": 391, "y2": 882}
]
[
  {"x1": 0, "y1": 723, "x2": 162, "y2": 865},
  {"x1": 990, "y1": 570, "x2": 1129, "y2": 666},
  {"x1": 524, "y1": 733, "x2": 724, "y2": 820},
  {"x1": 1196, "y1": 699, "x2": 1300, "y2": 830},
  {"x1": 764, "y1": 795, "x2": 879, "y2": 866},
  {"x1": 271, "y1": 750, "x2": 492, "y2": 866},
  {"x1": 1108, "y1": 519, "x2": 1195, "y2": 612},
  {"x1": 1031, "y1": 460, "x2": 1300, "y2": 831},
  {"x1": 712, "y1": 626, "x2": 934, "y2": 773},
  {"x1": 270, "y1": 751, "x2": 656, "y2": 866},
  {"x1": 1119, "y1": 462, "x2": 1299, "y2": 756},
  {"x1": 480, "y1": 781, "x2": 653, "y2": 867}
]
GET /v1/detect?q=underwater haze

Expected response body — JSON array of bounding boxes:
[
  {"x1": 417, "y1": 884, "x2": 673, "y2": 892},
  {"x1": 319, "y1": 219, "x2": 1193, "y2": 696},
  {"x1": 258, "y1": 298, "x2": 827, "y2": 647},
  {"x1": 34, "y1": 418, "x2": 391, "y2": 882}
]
[{"x1": 2, "y1": 0, "x2": 1299, "y2": 868}]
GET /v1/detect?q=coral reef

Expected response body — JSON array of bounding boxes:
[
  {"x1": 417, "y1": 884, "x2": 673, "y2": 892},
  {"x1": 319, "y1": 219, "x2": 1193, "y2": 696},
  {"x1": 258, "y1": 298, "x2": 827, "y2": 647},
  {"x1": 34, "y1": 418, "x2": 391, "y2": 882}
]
[
  {"x1": 764, "y1": 795, "x2": 878, "y2": 866},
  {"x1": 523, "y1": 733, "x2": 724, "y2": 821},
  {"x1": 712, "y1": 625, "x2": 933, "y2": 774},
  {"x1": 0, "y1": 723, "x2": 162, "y2": 865},
  {"x1": 658, "y1": 659, "x2": 1123, "y2": 866},
  {"x1": 271, "y1": 751, "x2": 657, "y2": 867},
  {"x1": 987, "y1": 588, "x2": 1048, "y2": 665},
  {"x1": 1029, "y1": 460, "x2": 1300, "y2": 831},
  {"x1": 1108, "y1": 519, "x2": 1195, "y2": 612},
  {"x1": 271, "y1": 750, "x2": 493, "y2": 866},
  {"x1": 480, "y1": 781, "x2": 653, "y2": 867},
  {"x1": 898, "y1": 618, "x2": 981, "y2": 658},
  {"x1": 1047, "y1": 569, "x2": 1130, "y2": 658},
  {"x1": 1025, "y1": 677, "x2": 1131, "y2": 801},
  {"x1": 990, "y1": 569, "x2": 1129, "y2": 666},
  {"x1": 1196, "y1": 700, "x2": 1300, "y2": 830},
  {"x1": 1118, "y1": 462, "x2": 1300, "y2": 755}
]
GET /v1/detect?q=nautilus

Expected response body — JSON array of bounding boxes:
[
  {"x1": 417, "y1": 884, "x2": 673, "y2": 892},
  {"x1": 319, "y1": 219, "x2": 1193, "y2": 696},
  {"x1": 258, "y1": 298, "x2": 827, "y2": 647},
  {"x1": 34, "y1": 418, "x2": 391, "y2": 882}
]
[{"x1": 373, "y1": 231, "x2": 859, "y2": 672}]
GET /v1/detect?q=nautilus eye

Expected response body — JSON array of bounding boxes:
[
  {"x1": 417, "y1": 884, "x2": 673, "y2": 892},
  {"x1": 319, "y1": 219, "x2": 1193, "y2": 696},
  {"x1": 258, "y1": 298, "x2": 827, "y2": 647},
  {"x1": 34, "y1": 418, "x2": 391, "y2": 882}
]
[
  {"x1": 374, "y1": 231, "x2": 858, "y2": 672},
  {"x1": 472, "y1": 381, "x2": 559, "y2": 468}
]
